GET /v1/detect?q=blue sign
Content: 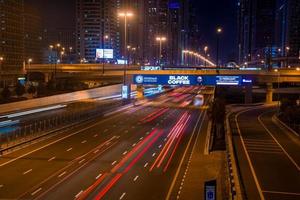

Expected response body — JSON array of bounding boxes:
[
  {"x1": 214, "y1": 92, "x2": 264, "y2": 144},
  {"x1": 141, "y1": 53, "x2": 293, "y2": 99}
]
[
  {"x1": 133, "y1": 75, "x2": 248, "y2": 86},
  {"x1": 169, "y1": 1, "x2": 180, "y2": 9}
]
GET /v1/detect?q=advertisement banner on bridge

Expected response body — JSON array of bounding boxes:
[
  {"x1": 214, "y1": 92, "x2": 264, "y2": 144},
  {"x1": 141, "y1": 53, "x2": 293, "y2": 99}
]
[{"x1": 133, "y1": 75, "x2": 250, "y2": 86}]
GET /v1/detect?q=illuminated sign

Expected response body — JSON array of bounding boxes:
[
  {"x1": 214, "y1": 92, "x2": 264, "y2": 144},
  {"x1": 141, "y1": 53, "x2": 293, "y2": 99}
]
[
  {"x1": 96, "y1": 49, "x2": 114, "y2": 59},
  {"x1": 133, "y1": 75, "x2": 252, "y2": 86},
  {"x1": 122, "y1": 85, "x2": 129, "y2": 99},
  {"x1": 169, "y1": 2, "x2": 180, "y2": 9},
  {"x1": 216, "y1": 76, "x2": 241, "y2": 85},
  {"x1": 141, "y1": 66, "x2": 162, "y2": 71}
]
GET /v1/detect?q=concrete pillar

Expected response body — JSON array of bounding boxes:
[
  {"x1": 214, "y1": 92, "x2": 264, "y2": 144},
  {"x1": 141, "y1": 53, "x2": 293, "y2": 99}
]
[
  {"x1": 136, "y1": 85, "x2": 144, "y2": 99},
  {"x1": 266, "y1": 83, "x2": 273, "y2": 104},
  {"x1": 244, "y1": 84, "x2": 253, "y2": 104}
]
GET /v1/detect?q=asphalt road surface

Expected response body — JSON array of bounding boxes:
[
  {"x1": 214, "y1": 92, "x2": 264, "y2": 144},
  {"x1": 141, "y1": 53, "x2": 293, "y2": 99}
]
[
  {"x1": 0, "y1": 86, "x2": 212, "y2": 200},
  {"x1": 231, "y1": 105, "x2": 300, "y2": 200}
]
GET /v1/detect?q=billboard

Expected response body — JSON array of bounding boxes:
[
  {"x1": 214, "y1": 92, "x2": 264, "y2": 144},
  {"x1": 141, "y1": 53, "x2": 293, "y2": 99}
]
[
  {"x1": 133, "y1": 75, "x2": 250, "y2": 86},
  {"x1": 96, "y1": 49, "x2": 114, "y2": 59}
]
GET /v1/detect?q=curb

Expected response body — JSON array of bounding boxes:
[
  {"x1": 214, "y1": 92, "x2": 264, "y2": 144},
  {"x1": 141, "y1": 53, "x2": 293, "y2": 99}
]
[
  {"x1": 225, "y1": 112, "x2": 243, "y2": 200},
  {"x1": 272, "y1": 115, "x2": 299, "y2": 137}
]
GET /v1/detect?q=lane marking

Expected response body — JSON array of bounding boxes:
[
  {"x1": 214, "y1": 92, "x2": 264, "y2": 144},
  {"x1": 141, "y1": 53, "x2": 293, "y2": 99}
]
[
  {"x1": 23, "y1": 169, "x2": 33, "y2": 175},
  {"x1": 152, "y1": 153, "x2": 156, "y2": 157},
  {"x1": 75, "y1": 190, "x2": 83, "y2": 198},
  {"x1": 112, "y1": 161, "x2": 117, "y2": 166},
  {"x1": 119, "y1": 192, "x2": 126, "y2": 200},
  {"x1": 140, "y1": 137, "x2": 143, "y2": 140},
  {"x1": 166, "y1": 110, "x2": 205, "y2": 200},
  {"x1": 133, "y1": 175, "x2": 139, "y2": 182},
  {"x1": 67, "y1": 147, "x2": 73, "y2": 152},
  {"x1": 144, "y1": 163, "x2": 148, "y2": 168},
  {"x1": 262, "y1": 190, "x2": 300, "y2": 196},
  {"x1": 79, "y1": 159, "x2": 85, "y2": 164},
  {"x1": 58, "y1": 171, "x2": 66, "y2": 178},
  {"x1": 94, "y1": 149, "x2": 99, "y2": 154},
  {"x1": 81, "y1": 140, "x2": 87, "y2": 144},
  {"x1": 235, "y1": 108, "x2": 266, "y2": 200},
  {"x1": 159, "y1": 145, "x2": 162, "y2": 148},
  {"x1": 96, "y1": 173, "x2": 102, "y2": 180},
  {"x1": 48, "y1": 156, "x2": 56, "y2": 162},
  {"x1": 258, "y1": 113, "x2": 300, "y2": 171},
  {"x1": 31, "y1": 188, "x2": 42, "y2": 196},
  {"x1": 132, "y1": 143, "x2": 136, "y2": 147},
  {"x1": 123, "y1": 151, "x2": 128, "y2": 155}
]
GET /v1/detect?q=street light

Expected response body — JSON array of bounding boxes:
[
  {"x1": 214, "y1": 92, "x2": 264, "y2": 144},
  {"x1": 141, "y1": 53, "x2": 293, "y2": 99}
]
[
  {"x1": 0, "y1": 56, "x2": 4, "y2": 85},
  {"x1": 156, "y1": 36, "x2": 167, "y2": 65},
  {"x1": 286, "y1": 46, "x2": 290, "y2": 68},
  {"x1": 118, "y1": 11, "x2": 133, "y2": 85},
  {"x1": 204, "y1": 46, "x2": 208, "y2": 67},
  {"x1": 216, "y1": 27, "x2": 222, "y2": 67}
]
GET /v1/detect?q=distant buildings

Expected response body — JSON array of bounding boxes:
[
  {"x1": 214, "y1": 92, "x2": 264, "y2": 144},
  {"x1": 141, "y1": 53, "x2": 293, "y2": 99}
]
[
  {"x1": 76, "y1": 0, "x2": 120, "y2": 63},
  {"x1": 237, "y1": 0, "x2": 300, "y2": 67},
  {"x1": 0, "y1": 0, "x2": 25, "y2": 87},
  {"x1": 0, "y1": 1, "x2": 43, "y2": 88}
]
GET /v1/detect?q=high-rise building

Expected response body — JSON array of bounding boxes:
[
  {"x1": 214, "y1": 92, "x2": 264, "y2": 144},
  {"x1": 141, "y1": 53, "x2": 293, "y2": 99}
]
[
  {"x1": 0, "y1": 0, "x2": 25, "y2": 87},
  {"x1": 24, "y1": 5, "x2": 43, "y2": 64},
  {"x1": 276, "y1": 0, "x2": 300, "y2": 59},
  {"x1": 76, "y1": 0, "x2": 120, "y2": 63},
  {"x1": 237, "y1": 0, "x2": 277, "y2": 65}
]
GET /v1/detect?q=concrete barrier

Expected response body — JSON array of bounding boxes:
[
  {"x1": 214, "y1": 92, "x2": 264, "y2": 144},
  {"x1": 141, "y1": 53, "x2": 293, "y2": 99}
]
[{"x1": 0, "y1": 84, "x2": 123, "y2": 114}]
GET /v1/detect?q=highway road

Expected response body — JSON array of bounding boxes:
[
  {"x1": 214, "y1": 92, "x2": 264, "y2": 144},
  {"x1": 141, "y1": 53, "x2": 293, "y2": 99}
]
[
  {"x1": 0, "y1": 86, "x2": 212, "y2": 200},
  {"x1": 230, "y1": 105, "x2": 300, "y2": 200}
]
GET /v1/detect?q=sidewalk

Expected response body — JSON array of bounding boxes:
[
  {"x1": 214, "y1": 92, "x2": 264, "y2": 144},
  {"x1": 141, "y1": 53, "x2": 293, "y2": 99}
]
[{"x1": 178, "y1": 114, "x2": 229, "y2": 200}]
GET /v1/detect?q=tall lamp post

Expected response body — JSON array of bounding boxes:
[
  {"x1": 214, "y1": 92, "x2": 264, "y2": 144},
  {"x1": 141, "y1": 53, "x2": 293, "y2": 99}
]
[
  {"x1": 274, "y1": 69, "x2": 280, "y2": 111},
  {"x1": 204, "y1": 46, "x2": 208, "y2": 67},
  {"x1": 0, "y1": 56, "x2": 3, "y2": 87},
  {"x1": 216, "y1": 27, "x2": 222, "y2": 67},
  {"x1": 286, "y1": 46, "x2": 290, "y2": 68},
  {"x1": 156, "y1": 36, "x2": 166, "y2": 65},
  {"x1": 118, "y1": 11, "x2": 133, "y2": 85}
]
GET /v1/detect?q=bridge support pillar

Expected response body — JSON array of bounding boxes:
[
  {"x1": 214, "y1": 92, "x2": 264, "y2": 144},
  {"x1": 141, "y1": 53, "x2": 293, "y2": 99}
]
[
  {"x1": 244, "y1": 85, "x2": 253, "y2": 104},
  {"x1": 266, "y1": 83, "x2": 273, "y2": 104},
  {"x1": 136, "y1": 85, "x2": 144, "y2": 99}
]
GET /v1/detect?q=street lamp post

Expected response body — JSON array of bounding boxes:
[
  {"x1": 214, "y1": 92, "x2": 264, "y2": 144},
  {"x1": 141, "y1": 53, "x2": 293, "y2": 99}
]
[
  {"x1": 118, "y1": 11, "x2": 133, "y2": 85},
  {"x1": 216, "y1": 28, "x2": 222, "y2": 67},
  {"x1": 28, "y1": 58, "x2": 33, "y2": 82},
  {"x1": 274, "y1": 69, "x2": 280, "y2": 111},
  {"x1": 286, "y1": 46, "x2": 290, "y2": 68},
  {"x1": 204, "y1": 46, "x2": 208, "y2": 67},
  {"x1": 156, "y1": 36, "x2": 166, "y2": 65},
  {"x1": 0, "y1": 56, "x2": 3, "y2": 87}
]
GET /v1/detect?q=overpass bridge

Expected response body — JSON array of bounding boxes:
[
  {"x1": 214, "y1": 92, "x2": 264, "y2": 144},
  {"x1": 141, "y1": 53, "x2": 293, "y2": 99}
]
[{"x1": 26, "y1": 64, "x2": 300, "y2": 104}]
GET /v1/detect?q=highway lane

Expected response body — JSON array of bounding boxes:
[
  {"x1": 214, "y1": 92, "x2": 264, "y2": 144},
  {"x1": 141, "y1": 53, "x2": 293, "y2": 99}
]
[
  {"x1": 0, "y1": 86, "x2": 210, "y2": 199},
  {"x1": 232, "y1": 106, "x2": 300, "y2": 200}
]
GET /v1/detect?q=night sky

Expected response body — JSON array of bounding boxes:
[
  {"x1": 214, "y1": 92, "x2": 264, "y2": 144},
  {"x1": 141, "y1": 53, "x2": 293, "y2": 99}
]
[{"x1": 25, "y1": 0, "x2": 237, "y2": 62}]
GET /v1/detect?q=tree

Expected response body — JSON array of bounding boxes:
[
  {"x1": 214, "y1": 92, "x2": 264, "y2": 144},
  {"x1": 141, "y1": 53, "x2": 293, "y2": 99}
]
[
  {"x1": 15, "y1": 83, "x2": 25, "y2": 97},
  {"x1": 1, "y1": 86, "x2": 11, "y2": 100}
]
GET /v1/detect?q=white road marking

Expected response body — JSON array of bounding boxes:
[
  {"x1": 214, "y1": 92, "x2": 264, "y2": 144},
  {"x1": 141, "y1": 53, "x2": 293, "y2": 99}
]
[
  {"x1": 67, "y1": 147, "x2": 73, "y2": 152},
  {"x1": 58, "y1": 171, "x2": 66, "y2": 178},
  {"x1": 81, "y1": 140, "x2": 87, "y2": 144},
  {"x1": 123, "y1": 151, "x2": 128, "y2": 155},
  {"x1": 263, "y1": 190, "x2": 300, "y2": 196},
  {"x1": 75, "y1": 190, "x2": 83, "y2": 198},
  {"x1": 132, "y1": 143, "x2": 136, "y2": 147},
  {"x1": 95, "y1": 173, "x2": 102, "y2": 180},
  {"x1": 119, "y1": 192, "x2": 126, "y2": 200},
  {"x1": 48, "y1": 156, "x2": 56, "y2": 162},
  {"x1": 31, "y1": 188, "x2": 42, "y2": 196},
  {"x1": 133, "y1": 175, "x2": 139, "y2": 182},
  {"x1": 112, "y1": 161, "x2": 117, "y2": 165},
  {"x1": 152, "y1": 153, "x2": 156, "y2": 157},
  {"x1": 94, "y1": 149, "x2": 99, "y2": 154},
  {"x1": 23, "y1": 169, "x2": 32, "y2": 175},
  {"x1": 79, "y1": 159, "x2": 85, "y2": 164},
  {"x1": 164, "y1": 138, "x2": 167, "y2": 141},
  {"x1": 144, "y1": 163, "x2": 148, "y2": 168},
  {"x1": 140, "y1": 137, "x2": 144, "y2": 140},
  {"x1": 159, "y1": 145, "x2": 162, "y2": 148}
]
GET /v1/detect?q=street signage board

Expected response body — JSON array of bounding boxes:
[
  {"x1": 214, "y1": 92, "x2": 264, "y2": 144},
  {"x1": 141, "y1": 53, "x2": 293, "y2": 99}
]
[
  {"x1": 204, "y1": 180, "x2": 216, "y2": 200},
  {"x1": 133, "y1": 75, "x2": 250, "y2": 86}
]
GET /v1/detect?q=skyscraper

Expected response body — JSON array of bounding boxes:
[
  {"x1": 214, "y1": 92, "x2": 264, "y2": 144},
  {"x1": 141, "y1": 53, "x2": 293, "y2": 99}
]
[
  {"x1": 0, "y1": 0, "x2": 25, "y2": 87},
  {"x1": 76, "y1": 0, "x2": 120, "y2": 63},
  {"x1": 237, "y1": 0, "x2": 277, "y2": 64}
]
